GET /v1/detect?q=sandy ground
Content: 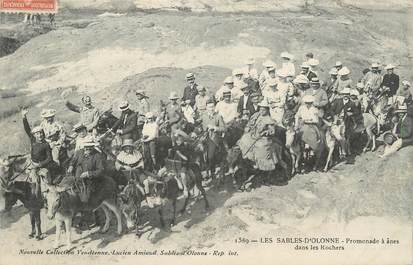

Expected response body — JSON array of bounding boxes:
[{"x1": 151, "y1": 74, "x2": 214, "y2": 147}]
[{"x1": 0, "y1": 5, "x2": 412, "y2": 265}]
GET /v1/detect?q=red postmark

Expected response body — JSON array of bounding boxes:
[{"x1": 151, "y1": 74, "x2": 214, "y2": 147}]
[{"x1": 0, "y1": 0, "x2": 58, "y2": 13}]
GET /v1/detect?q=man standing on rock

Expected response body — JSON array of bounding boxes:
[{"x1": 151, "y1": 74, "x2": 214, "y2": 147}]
[
  {"x1": 182, "y1": 72, "x2": 198, "y2": 107},
  {"x1": 361, "y1": 63, "x2": 382, "y2": 96},
  {"x1": 135, "y1": 90, "x2": 151, "y2": 139},
  {"x1": 65, "y1": 95, "x2": 100, "y2": 137}
]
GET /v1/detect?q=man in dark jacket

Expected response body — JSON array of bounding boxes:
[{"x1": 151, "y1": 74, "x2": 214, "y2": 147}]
[
  {"x1": 182, "y1": 72, "x2": 199, "y2": 107},
  {"x1": 67, "y1": 140, "x2": 105, "y2": 202},
  {"x1": 381, "y1": 64, "x2": 399, "y2": 97},
  {"x1": 237, "y1": 83, "x2": 255, "y2": 117},
  {"x1": 111, "y1": 101, "x2": 138, "y2": 141}
]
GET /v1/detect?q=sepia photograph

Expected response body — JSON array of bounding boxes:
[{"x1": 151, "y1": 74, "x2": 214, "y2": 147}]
[{"x1": 0, "y1": 0, "x2": 412, "y2": 264}]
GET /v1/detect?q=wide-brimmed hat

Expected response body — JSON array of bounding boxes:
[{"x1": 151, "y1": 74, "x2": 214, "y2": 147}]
[
  {"x1": 340, "y1": 87, "x2": 351, "y2": 95},
  {"x1": 41, "y1": 109, "x2": 56, "y2": 118},
  {"x1": 135, "y1": 89, "x2": 148, "y2": 97},
  {"x1": 83, "y1": 139, "x2": 99, "y2": 148},
  {"x1": 197, "y1": 85, "x2": 206, "y2": 92},
  {"x1": 118, "y1": 100, "x2": 130, "y2": 111},
  {"x1": 382, "y1": 131, "x2": 397, "y2": 145},
  {"x1": 168, "y1": 91, "x2": 179, "y2": 100},
  {"x1": 335, "y1": 61, "x2": 343, "y2": 67},
  {"x1": 206, "y1": 98, "x2": 215, "y2": 105},
  {"x1": 245, "y1": 57, "x2": 255, "y2": 65},
  {"x1": 73, "y1": 123, "x2": 86, "y2": 132},
  {"x1": 350, "y1": 89, "x2": 360, "y2": 97},
  {"x1": 262, "y1": 60, "x2": 276, "y2": 68},
  {"x1": 338, "y1": 67, "x2": 350, "y2": 76},
  {"x1": 258, "y1": 99, "x2": 270, "y2": 108},
  {"x1": 308, "y1": 58, "x2": 319, "y2": 67},
  {"x1": 302, "y1": 95, "x2": 315, "y2": 103},
  {"x1": 310, "y1": 77, "x2": 320, "y2": 84},
  {"x1": 174, "y1": 129, "x2": 189, "y2": 139},
  {"x1": 371, "y1": 62, "x2": 380, "y2": 69},
  {"x1": 356, "y1": 82, "x2": 364, "y2": 89},
  {"x1": 402, "y1": 80, "x2": 411, "y2": 87},
  {"x1": 121, "y1": 139, "x2": 135, "y2": 148},
  {"x1": 232, "y1": 68, "x2": 244, "y2": 76},
  {"x1": 31, "y1": 126, "x2": 43, "y2": 134},
  {"x1": 238, "y1": 82, "x2": 249, "y2": 90},
  {"x1": 145, "y1": 112, "x2": 155, "y2": 119},
  {"x1": 293, "y1": 74, "x2": 309, "y2": 84},
  {"x1": 158, "y1": 167, "x2": 168, "y2": 178},
  {"x1": 186, "y1": 72, "x2": 195, "y2": 80},
  {"x1": 384, "y1": 64, "x2": 396, "y2": 70},
  {"x1": 329, "y1": 68, "x2": 338, "y2": 75},
  {"x1": 300, "y1": 62, "x2": 310, "y2": 69},
  {"x1": 280, "y1": 52, "x2": 293, "y2": 60},
  {"x1": 267, "y1": 66, "x2": 276, "y2": 72},
  {"x1": 224, "y1": 76, "x2": 234, "y2": 84}
]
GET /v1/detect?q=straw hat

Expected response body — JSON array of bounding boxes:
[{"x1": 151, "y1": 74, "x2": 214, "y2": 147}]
[
  {"x1": 335, "y1": 61, "x2": 343, "y2": 67},
  {"x1": 338, "y1": 67, "x2": 350, "y2": 76},
  {"x1": 145, "y1": 112, "x2": 155, "y2": 119},
  {"x1": 40, "y1": 109, "x2": 56, "y2": 118},
  {"x1": 258, "y1": 99, "x2": 270, "y2": 108},
  {"x1": 121, "y1": 139, "x2": 135, "y2": 148},
  {"x1": 118, "y1": 101, "x2": 130, "y2": 111},
  {"x1": 308, "y1": 58, "x2": 319, "y2": 66},
  {"x1": 384, "y1": 64, "x2": 396, "y2": 70},
  {"x1": 224, "y1": 76, "x2": 234, "y2": 84},
  {"x1": 394, "y1": 104, "x2": 407, "y2": 113},
  {"x1": 232, "y1": 68, "x2": 244, "y2": 76},
  {"x1": 186, "y1": 72, "x2": 195, "y2": 80},
  {"x1": 267, "y1": 78, "x2": 278, "y2": 87},
  {"x1": 293, "y1": 74, "x2": 309, "y2": 84},
  {"x1": 197, "y1": 85, "x2": 206, "y2": 92},
  {"x1": 402, "y1": 80, "x2": 411, "y2": 87},
  {"x1": 262, "y1": 60, "x2": 276, "y2": 68},
  {"x1": 280, "y1": 52, "x2": 294, "y2": 60},
  {"x1": 350, "y1": 89, "x2": 360, "y2": 97},
  {"x1": 168, "y1": 91, "x2": 179, "y2": 100},
  {"x1": 340, "y1": 87, "x2": 351, "y2": 95},
  {"x1": 300, "y1": 62, "x2": 310, "y2": 69},
  {"x1": 329, "y1": 68, "x2": 338, "y2": 75},
  {"x1": 31, "y1": 126, "x2": 43, "y2": 134}
]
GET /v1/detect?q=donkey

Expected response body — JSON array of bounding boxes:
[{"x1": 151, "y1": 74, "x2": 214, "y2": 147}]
[{"x1": 45, "y1": 176, "x2": 123, "y2": 248}]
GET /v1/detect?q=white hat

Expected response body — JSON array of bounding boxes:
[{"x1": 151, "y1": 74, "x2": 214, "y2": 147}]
[
  {"x1": 280, "y1": 52, "x2": 293, "y2": 60},
  {"x1": 267, "y1": 66, "x2": 276, "y2": 72},
  {"x1": 118, "y1": 101, "x2": 130, "y2": 111},
  {"x1": 300, "y1": 62, "x2": 310, "y2": 68},
  {"x1": 384, "y1": 64, "x2": 396, "y2": 70},
  {"x1": 308, "y1": 58, "x2": 319, "y2": 66},
  {"x1": 293, "y1": 74, "x2": 309, "y2": 84},
  {"x1": 402, "y1": 80, "x2": 411, "y2": 87},
  {"x1": 40, "y1": 109, "x2": 56, "y2": 118},
  {"x1": 371, "y1": 62, "x2": 380, "y2": 68},
  {"x1": 72, "y1": 123, "x2": 86, "y2": 132},
  {"x1": 329, "y1": 68, "x2": 338, "y2": 75},
  {"x1": 302, "y1": 95, "x2": 315, "y2": 103},
  {"x1": 338, "y1": 66, "x2": 350, "y2": 76},
  {"x1": 232, "y1": 68, "x2": 244, "y2": 76},
  {"x1": 335, "y1": 61, "x2": 343, "y2": 67},
  {"x1": 83, "y1": 139, "x2": 99, "y2": 148},
  {"x1": 145, "y1": 112, "x2": 155, "y2": 119},
  {"x1": 186, "y1": 72, "x2": 195, "y2": 80},
  {"x1": 121, "y1": 139, "x2": 135, "y2": 148},
  {"x1": 31, "y1": 126, "x2": 43, "y2": 134},
  {"x1": 197, "y1": 85, "x2": 206, "y2": 92},
  {"x1": 350, "y1": 89, "x2": 360, "y2": 97},
  {"x1": 168, "y1": 91, "x2": 179, "y2": 100},
  {"x1": 258, "y1": 99, "x2": 270, "y2": 108},
  {"x1": 340, "y1": 87, "x2": 351, "y2": 95},
  {"x1": 262, "y1": 60, "x2": 276, "y2": 68},
  {"x1": 310, "y1": 77, "x2": 320, "y2": 84},
  {"x1": 356, "y1": 82, "x2": 364, "y2": 89},
  {"x1": 245, "y1": 57, "x2": 255, "y2": 65},
  {"x1": 224, "y1": 76, "x2": 234, "y2": 84},
  {"x1": 277, "y1": 69, "x2": 288, "y2": 78},
  {"x1": 238, "y1": 82, "x2": 249, "y2": 90}
]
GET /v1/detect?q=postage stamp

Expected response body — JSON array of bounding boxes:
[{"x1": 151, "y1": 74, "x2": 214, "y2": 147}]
[{"x1": 0, "y1": 0, "x2": 57, "y2": 13}]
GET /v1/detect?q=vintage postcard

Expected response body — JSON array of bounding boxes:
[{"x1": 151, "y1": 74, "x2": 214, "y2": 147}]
[{"x1": 0, "y1": 1, "x2": 412, "y2": 265}]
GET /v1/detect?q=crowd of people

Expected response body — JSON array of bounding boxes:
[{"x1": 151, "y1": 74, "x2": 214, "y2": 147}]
[{"x1": 15, "y1": 51, "x2": 413, "y2": 213}]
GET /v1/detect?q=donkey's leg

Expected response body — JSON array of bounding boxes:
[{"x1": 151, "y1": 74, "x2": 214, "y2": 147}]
[
  {"x1": 324, "y1": 146, "x2": 334, "y2": 172},
  {"x1": 195, "y1": 178, "x2": 209, "y2": 210},
  {"x1": 54, "y1": 219, "x2": 62, "y2": 248},
  {"x1": 64, "y1": 217, "x2": 72, "y2": 248},
  {"x1": 363, "y1": 129, "x2": 372, "y2": 152},
  {"x1": 290, "y1": 152, "x2": 296, "y2": 175},
  {"x1": 35, "y1": 210, "x2": 42, "y2": 239},
  {"x1": 29, "y1": 212, "x2": 36, "y2": 238},
  {"x1": 158, "y1": 208, "x2": 165, "y2": 228},
  {"x1": 372, "y1": 134, "x2": 377, "y2": 151},
  {"x1": 102, "y1": 200, "x2": 123, "y2": 235},
  {"x1": 99, "y1": 204, "x2": 111, "y2": 233},
  {"x1": 171, "y1": 199, "x2": 177, "y2": 226}
]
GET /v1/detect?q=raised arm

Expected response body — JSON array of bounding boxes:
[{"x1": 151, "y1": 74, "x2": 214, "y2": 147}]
[{"x1": 65, "y1": 100, "x2": 81, "y2": 113}]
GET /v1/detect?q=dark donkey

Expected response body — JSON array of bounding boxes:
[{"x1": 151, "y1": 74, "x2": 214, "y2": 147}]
[{"x1": 1, "y1": 157, "x2": 44, "y2": 240}]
